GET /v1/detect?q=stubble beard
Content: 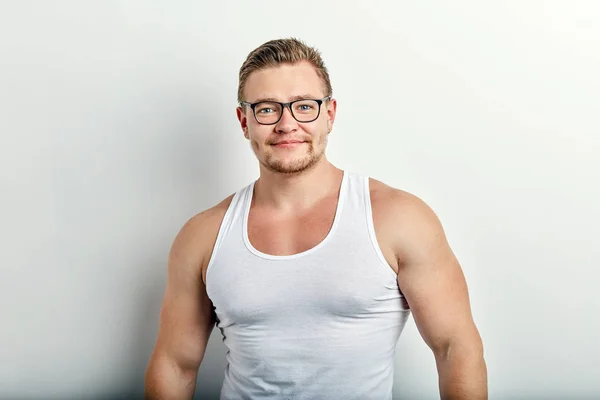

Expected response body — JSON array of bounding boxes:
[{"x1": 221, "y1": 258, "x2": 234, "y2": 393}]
[{"x1": 261, "y1": 135, "x2": 327, "y2": 174}]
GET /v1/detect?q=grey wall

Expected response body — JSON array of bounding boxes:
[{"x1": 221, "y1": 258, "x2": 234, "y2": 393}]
[{"x1": 1, "y1": 1, "x2": 598, "y2": 399}]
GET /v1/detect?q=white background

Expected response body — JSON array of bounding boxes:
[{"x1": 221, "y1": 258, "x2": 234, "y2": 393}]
[{"x1": 1, "y1": 1, "x2": 598, "y2": 399}]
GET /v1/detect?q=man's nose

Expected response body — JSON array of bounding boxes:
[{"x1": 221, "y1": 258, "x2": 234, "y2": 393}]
[{"x1": 275, "y1": 106, "x2": 298, "y2": 133}]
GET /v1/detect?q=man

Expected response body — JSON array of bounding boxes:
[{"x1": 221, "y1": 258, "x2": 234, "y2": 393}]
[{"x1": 144, "y1": 38, "x2": 487, "y2": 399}]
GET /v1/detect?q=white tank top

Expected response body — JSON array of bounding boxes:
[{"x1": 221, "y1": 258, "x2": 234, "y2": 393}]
[{"x1": 206, "y1": 171, "x2": 411, "y2": 400}]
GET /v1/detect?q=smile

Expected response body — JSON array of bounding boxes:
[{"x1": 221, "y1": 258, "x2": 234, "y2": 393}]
[{"x1": 272, "y1": 141, "x2": 306, "y2": 148}]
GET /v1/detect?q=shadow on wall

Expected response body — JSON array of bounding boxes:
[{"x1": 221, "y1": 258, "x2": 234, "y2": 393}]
[{"x1": 120, "y1": 95, "x2": 232, "y2": 399}]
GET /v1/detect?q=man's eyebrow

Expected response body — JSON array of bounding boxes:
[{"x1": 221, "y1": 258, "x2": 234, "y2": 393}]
[{"x1": 249, "y1": 94, "x2": 321, "y2": 103}]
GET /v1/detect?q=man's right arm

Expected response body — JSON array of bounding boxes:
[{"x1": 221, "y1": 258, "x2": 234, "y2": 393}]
[{"x1": 144, "y1": 203, "x2": 227, "y2": 399}]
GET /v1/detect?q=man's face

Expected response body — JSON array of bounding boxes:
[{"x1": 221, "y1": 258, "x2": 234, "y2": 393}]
[{"x1": 237, "y1": 61, "x2": 337, "y2": 174}]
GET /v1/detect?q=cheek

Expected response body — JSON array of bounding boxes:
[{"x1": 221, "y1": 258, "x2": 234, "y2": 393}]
[
  {"x1": 316, "y1": 127, "x2": 329, "y2": 143},
  {"x1": 248, "y1": 130, "x2": 269, "y2": 149},
  {"x1": 305, "y1": 123, "x2": 326, "y2": 139}
]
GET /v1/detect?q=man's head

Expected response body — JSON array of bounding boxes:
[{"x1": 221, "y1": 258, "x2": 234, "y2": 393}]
[{"x1": 236, "y1": 38, "x2": 337, "y2": 175}]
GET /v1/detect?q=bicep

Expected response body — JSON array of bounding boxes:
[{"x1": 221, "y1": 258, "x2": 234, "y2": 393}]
[
  {"x1": 157, "y1": 268, "x2": 215, "y2": 369},
  {"x1": 395, "y1": 198, "x2": 480, "y2": 355},
  {"x1": 153, "y1": 222, "x2": 216, "y2": 371}
]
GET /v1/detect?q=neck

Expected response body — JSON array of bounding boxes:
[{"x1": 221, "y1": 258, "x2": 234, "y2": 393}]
[{"x1": 253, "y1": 158, "x2": 343, "y2": 212}]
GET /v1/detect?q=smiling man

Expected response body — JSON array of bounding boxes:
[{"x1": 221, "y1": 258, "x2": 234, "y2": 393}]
[{"x1": 144, "y1": 38, "x2": 487, "y2": 400}]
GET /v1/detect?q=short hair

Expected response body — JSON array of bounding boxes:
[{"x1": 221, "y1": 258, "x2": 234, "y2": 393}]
[{"x1": 237, "y1": 37, "x2": 333, "y2": 104}]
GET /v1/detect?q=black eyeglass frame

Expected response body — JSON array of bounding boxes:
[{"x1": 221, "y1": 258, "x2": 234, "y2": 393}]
[{"x1": 239, "y1": 96, "x2": 332, "y2": 125}]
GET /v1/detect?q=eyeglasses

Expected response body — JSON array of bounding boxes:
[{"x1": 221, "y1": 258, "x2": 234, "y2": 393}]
[{"x1": 240, "y1": 96, "x2": 331, "y2": 125}]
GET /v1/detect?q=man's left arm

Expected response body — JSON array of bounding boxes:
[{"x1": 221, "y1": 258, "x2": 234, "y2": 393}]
[{"x1": 391, "y1": 192, "x2": 488, "y2": 400}]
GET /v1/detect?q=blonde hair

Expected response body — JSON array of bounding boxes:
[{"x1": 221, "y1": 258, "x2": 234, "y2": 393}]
[{"x1": 237, "y1": 38, "x2": 333, "y2": 103}]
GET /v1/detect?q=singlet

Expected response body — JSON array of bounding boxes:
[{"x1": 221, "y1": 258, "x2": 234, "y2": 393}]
[{"x1": 205, "y1": 171, "x2": 411, "y2": 400}]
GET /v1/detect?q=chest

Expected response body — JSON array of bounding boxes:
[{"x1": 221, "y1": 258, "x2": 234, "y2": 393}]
[
  {"x1": 245, "y1": 196, "x2": 399, "y2": 274},
  {"x1": 246, "y1": 198, "x2": 338, "y2": 257},
  {"x1": 207, "y1": 230, "x2": 402, "y2": 330}
]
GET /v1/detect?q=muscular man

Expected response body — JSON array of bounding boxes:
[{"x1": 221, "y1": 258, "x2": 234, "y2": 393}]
[{"x1": 144, "y1": 38, "x2": 487, "y2": 399}]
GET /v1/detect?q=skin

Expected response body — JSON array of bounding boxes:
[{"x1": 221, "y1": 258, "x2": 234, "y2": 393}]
[{"x1": 144, "y1": 60, "x2": 487, "y2": 399}]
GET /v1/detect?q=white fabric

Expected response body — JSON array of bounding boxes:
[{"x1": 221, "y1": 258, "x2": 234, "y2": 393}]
[{"x1": 206, "y1": 171, "x2": 411, "y2": 400}]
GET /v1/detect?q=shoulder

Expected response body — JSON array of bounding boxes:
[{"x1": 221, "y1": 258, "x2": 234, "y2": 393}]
[
  {"x1": 368, "y1": 177, "x2": 436, "y2": 223},
  {"x1": 368, "y1": 177, "x2": 447, "y2": 264},
  {"x1": 170, "y1": 193, "x2": 236, "y2": 284},
  {"x1": 183, "y1": 194, "x2": 235, "y2": 239}
]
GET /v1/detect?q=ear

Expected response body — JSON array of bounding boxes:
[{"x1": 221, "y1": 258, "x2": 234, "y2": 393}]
[
  {"x1": 236, "y1": 106, "x2": 249, "y2": 139},
  {"x1": 326, "y1": 97, "x2": 337, "y2": 133}
]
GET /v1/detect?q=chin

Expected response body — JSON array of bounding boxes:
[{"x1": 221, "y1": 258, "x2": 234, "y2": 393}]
[{"x1": 262, "y1": 153, "x2": 323, "y2": 174}]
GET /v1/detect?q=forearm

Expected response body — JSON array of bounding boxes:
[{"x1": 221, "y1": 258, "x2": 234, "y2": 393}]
[
  {"x1": 144, "y1": 355, "x2": 198, "y2": 400},
  {"x1": 435, "y1": 343, "x2": 487, "y2": 400}
]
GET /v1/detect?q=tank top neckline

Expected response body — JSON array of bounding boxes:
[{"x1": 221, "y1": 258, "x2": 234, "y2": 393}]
[{"x1": 242, "y1": 170, "x2": 349, "y2": 261}]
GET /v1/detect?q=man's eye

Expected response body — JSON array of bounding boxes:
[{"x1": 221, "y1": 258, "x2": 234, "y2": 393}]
[
  {"x1": 295, "y1": 102, "x2": 316, "y2": 112},
  {"x1": 257, "y1": 108, "x2": 274, "y2": 114}
]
